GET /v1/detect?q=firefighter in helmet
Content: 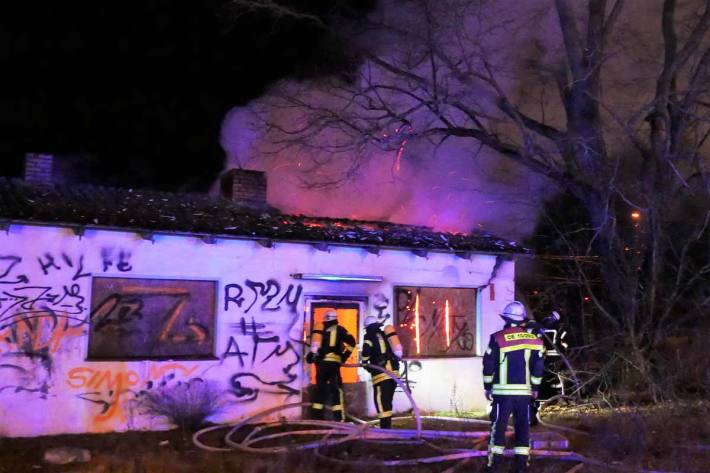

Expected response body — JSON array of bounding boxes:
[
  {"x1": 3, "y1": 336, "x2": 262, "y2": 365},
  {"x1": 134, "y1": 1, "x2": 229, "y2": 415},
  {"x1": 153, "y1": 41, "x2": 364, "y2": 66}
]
[
  {"x1": 483, "y1": 301, "x2": 545, "y2": 473},
  {"x1": 361, "y1": 316, "x2": 403, "y2": 428},
  {"x1": 524, "y1": 310, "x2": 567, "y2": 425},
  {"x1": 306, "y1": 309, "x2": 356, "y2": 421}
]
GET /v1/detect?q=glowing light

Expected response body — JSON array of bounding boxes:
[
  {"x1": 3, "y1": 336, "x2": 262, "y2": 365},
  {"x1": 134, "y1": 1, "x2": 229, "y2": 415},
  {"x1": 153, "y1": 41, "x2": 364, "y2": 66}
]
[
  {"x1": 414, "y1": 293, "x2": 421, "y2": 355},
  {"x1": 303, "y1": 221, "x2": 326, "y2": 228},
  {"x1": 290, "y1": 273, "x2": 384, "y2": 282},
  {"x1": 631, "y1": 211, "x2": 641, "y2": 220},
  {"x1": 445, "y1": 299, "x2": 451, "y2": 348}
]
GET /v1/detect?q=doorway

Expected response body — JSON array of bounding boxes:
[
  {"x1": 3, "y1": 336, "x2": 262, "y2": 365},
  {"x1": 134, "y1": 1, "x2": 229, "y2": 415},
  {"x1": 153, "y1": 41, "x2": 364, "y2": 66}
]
[{"x1": 302, "y1": 296, "x2": 368, "y2": 418}]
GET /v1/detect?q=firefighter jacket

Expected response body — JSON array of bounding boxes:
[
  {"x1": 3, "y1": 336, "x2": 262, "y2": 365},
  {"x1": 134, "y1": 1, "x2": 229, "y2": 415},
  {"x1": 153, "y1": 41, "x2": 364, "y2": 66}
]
[
  {"x1": 524, "y1": 319, "x2": 567, "y2": 357},
  {"x1": 313, "y1": 320, "x2": 356, "y2": 364},
  {"x1": 482, "y1": 324, "x2": 545, "y2": 396},
  {"x1": 361, "y1": 324, "x2": 400, "y2": 384}
]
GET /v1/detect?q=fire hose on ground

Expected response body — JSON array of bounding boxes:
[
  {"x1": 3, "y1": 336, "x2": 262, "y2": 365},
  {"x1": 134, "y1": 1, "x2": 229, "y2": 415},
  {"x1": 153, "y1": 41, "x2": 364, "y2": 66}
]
[{"x1": 192, "y1": 363, "x2": 687, "y2": 473}]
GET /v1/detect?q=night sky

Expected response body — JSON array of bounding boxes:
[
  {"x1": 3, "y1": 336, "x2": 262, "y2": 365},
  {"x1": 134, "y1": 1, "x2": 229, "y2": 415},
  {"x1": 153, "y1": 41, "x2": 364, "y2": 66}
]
[{"x1": 0, "y1": 1, "x2": 375, "y2": 191}]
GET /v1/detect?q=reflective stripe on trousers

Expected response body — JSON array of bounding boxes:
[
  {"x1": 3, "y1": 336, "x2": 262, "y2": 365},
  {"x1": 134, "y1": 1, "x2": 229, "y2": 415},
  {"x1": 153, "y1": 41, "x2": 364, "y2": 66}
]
[{"x1": 487, "y1": 394, "x2": 532, "y2": 465}]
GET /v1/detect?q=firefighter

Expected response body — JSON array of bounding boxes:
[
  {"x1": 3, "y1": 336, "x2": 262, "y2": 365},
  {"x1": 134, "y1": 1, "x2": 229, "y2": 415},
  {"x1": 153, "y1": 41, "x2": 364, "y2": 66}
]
[
  {"x1": 483, "y1": 301, "x2": 545, "y2": 473},
  {"x1": 306, "y1": 310, "x2": 356, "y2": 421},
  {"x1": 361, "y1": 316, "x2": 402, "y2": 428},
  {"x1": 524, "y1": 310, "x2": 566, "y2": 426}
]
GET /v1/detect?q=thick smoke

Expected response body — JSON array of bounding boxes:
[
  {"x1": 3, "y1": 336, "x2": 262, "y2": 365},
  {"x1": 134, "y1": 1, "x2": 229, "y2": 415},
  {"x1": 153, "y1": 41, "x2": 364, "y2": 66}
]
[
  {"x1": 219, "y1": 102, "x2": 548, "y2": 240},
  {"x1": 215, "y1": 0, "x2": 675, "y2": 241}
]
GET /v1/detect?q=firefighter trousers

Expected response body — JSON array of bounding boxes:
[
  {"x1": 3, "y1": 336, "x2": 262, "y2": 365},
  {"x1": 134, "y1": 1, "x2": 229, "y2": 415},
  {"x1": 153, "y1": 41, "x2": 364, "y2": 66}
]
[
  {"x1": 312, "y1": 361, "x2": 345, "y2": 421},
  {"x1": 372, "y1": 379, "x2": 396, "y2": 428},
  {"x1": 488, "y1": 395, "x2": 532, "y2": 468}
]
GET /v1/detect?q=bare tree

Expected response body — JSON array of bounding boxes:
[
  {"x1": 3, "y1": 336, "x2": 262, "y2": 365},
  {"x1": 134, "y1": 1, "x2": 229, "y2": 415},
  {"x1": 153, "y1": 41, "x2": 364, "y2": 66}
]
[{"x1": 235, "y1": 0, "x2": 710, "y2": 399}]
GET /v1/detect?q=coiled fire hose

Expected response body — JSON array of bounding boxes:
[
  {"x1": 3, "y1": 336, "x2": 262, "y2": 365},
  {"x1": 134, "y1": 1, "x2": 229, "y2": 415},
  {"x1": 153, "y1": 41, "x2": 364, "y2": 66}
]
[{"x1": 192, "y1": 363, "x2": 687, "y2": 473}]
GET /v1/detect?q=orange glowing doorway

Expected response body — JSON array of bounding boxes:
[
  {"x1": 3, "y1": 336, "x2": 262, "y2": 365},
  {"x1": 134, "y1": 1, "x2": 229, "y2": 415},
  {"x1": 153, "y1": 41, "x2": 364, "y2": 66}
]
[{"x1": 308, "y1": 302, "x2": 361, "y2": 384}]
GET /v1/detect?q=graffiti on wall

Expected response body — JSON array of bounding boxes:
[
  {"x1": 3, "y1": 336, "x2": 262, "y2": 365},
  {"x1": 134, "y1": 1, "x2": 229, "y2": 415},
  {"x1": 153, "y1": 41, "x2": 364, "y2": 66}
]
[
  {"x1": 89, "y1": 277, "x2": 216, "y2": 359},
  {"x1": 100, "y1": 248, "x2": 133, "y2": 273},
  {"x1": 222, "y1": 278, "x2": 304, "y2": 403},
  {"x1": 372, "y1": 292, "x2": 391, "y2": 322},
  {"x1": 1, "y1": 243, "x2": 349, "y2": 429},
  {"x1": 224, "y1": 279, "x2": 302, "y2": 314},
  {"x1": 399, "y1": 359, "x2": 422, "y2": 392},
  {"x1": 1, "y1": 253, "x2": 96, "y2": 396},
  {"x1": 0, "y1": 250, "x2": 134, "y2": 398},
  {"x1": 36, "y1": 252, "x2": 91, "y2": 280},
  {"x1": 67, "y1": 363, "x2": 198, "y2": 423}
]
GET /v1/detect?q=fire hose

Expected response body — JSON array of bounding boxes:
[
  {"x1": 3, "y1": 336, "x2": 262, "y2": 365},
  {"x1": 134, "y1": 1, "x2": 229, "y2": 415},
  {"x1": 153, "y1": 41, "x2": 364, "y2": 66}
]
[{"x1": 192, "y1": 363, "x2": 687, "y2": 473}]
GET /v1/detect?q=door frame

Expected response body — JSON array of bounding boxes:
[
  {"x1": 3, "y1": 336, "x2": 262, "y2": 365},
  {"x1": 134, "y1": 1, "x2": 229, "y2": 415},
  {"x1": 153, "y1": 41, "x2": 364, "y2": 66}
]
[{"x1": 301, "y1": 295, "x2": 369, "y2": 405}]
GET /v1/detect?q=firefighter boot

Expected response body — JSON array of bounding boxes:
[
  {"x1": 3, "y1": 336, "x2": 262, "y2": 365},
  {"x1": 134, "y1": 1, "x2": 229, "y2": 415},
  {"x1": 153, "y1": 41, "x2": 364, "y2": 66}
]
[
  {"x1": 513, "y1": 455, "x2": 529, "y2": 473},
  {"x1": 379, "y1": 417, "x2": 392, "y2": 429},
  {"x1": 485, "y1": 454, "x2": 503, "y2": 473}
]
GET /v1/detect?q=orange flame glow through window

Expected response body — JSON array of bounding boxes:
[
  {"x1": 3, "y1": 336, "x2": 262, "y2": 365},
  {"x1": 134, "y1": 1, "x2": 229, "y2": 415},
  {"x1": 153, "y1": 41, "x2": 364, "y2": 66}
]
[
  {"x1": 445, "y1": 299, "x2": 451, "y2": 348},
  {"x1": 414, "y1": 293, "x2": 421, "y2": 355}
]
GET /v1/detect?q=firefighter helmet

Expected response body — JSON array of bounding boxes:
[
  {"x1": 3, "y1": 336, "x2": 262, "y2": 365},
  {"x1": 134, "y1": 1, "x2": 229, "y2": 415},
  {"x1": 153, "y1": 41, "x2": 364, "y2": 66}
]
[
  {"x1": 324, "y1": 310, "x2": 338, "y2": 322},
  {"x1": 364, "y1": 316, "x2": 380, "y2": 328},
  {"x1": 500, "y1": 301, "x2": 527, "y2": 322}
]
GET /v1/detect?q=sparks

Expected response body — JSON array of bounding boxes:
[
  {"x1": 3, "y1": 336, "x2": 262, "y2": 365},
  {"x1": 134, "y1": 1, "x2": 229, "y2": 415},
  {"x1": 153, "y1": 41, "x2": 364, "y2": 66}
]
[
  {"x1": 394, "y1": 139, "x2": 407, "y2": 172},
  {"x1": 445, "y1": 299, "x2": 451, "y2": 348},
  {"x1": 414, "y1": 293, "x2": 421, "y2": 355}
]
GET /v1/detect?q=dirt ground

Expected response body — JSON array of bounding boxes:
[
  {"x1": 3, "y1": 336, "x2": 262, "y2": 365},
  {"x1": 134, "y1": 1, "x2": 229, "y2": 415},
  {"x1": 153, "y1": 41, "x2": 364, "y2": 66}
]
[{"x1": 1, "y1": 402, "x2": 709, "y2": 473}]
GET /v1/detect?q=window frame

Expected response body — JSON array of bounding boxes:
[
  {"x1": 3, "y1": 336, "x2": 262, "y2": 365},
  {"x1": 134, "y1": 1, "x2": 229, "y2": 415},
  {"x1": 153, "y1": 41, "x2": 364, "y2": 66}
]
[
  {"x1": 393, "y1": 285, "x2": 480, "y2": 359},
  {"x1": 86, "y1": 276, "x2": 219, "y2": 361}
]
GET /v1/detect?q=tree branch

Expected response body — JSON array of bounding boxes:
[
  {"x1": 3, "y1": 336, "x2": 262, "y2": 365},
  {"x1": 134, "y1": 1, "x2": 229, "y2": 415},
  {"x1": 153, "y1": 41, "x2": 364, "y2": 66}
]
[{"x1": 555, "y1": 0, "x2": 586, "y2": 80}]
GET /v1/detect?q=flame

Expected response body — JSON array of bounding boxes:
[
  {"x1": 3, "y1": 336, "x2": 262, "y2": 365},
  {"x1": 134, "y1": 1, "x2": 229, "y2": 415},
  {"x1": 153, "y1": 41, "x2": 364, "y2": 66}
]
[
  {"x1": 303, "y1": 221, "x2": 326, "y2": 228},
  {"x1": 445, "y1": 299, "x2": 451, "y2": 348},
  {"x1": 414, "y1": 293, "x2": 421, "y2": 355}
]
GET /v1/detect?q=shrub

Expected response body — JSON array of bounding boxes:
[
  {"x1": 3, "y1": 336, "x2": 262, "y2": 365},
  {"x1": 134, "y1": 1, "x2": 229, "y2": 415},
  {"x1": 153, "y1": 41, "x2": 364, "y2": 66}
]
[{"x1": 133, "y1": 378, "x2": 224, "y2": 432}]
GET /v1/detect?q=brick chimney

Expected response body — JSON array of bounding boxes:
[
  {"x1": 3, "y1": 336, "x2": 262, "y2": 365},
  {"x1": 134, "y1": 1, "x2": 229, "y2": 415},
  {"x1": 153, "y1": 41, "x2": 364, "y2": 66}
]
[
  {"x1": 24, "y1": 153, "x2": 54, "y2": 185},
  {"x1": 220, "y1": 169, "x2": 268, "y2": 208}
]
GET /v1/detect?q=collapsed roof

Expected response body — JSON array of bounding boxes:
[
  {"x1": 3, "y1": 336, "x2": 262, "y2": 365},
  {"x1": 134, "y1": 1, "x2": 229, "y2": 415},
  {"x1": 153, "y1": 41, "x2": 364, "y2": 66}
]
[{"x1": 0, "y1": 177, "x2": 527, "y2": 255}]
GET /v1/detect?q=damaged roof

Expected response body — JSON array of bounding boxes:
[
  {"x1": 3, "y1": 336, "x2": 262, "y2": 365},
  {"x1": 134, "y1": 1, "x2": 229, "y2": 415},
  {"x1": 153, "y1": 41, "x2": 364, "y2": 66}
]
[{"x1": 0, "y1": 177, "x2": 527, "y2": 254}]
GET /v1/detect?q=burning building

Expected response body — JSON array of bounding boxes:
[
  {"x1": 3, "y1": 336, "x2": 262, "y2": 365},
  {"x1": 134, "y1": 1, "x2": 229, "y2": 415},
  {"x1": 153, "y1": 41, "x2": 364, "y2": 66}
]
[{"x1": 0, "y1": 154, "x2": 526, "y2": 437}]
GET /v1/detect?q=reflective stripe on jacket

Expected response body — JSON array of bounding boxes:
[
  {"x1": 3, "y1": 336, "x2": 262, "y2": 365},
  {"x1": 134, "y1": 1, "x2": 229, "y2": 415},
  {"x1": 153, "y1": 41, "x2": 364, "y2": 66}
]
[
  {"x1": 482, "y1": 324, "x2": 545, "y2": 396},
  {"x1": 314, "y1": 320, "x2": 355, "y2": 365},
  {"x1": 361, "y1": 327, "x2": 399, "y2": 384}
]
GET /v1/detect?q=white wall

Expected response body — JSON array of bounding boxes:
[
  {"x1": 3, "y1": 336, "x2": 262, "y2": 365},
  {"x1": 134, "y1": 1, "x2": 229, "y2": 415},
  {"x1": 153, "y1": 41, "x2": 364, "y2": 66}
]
[{"x1": 0, "y1": 224, "x2": 514, "y2": 437}]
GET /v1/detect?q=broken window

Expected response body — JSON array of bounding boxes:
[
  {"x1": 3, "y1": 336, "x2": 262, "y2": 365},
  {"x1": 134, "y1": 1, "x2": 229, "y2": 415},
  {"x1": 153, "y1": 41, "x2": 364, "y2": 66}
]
[
  {"x1": 88, "y1": 277, "x2": 217, "y2": 360},
  {"x1": 394, "y1": 286, "x2": 477, "y2": 358}
]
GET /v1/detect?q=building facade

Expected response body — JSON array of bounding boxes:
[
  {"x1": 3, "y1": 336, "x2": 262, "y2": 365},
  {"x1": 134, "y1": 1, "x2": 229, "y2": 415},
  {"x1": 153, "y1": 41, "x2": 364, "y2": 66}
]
[{"x1": 0, "y1": 156, "x2": 523, "y2": 437}]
